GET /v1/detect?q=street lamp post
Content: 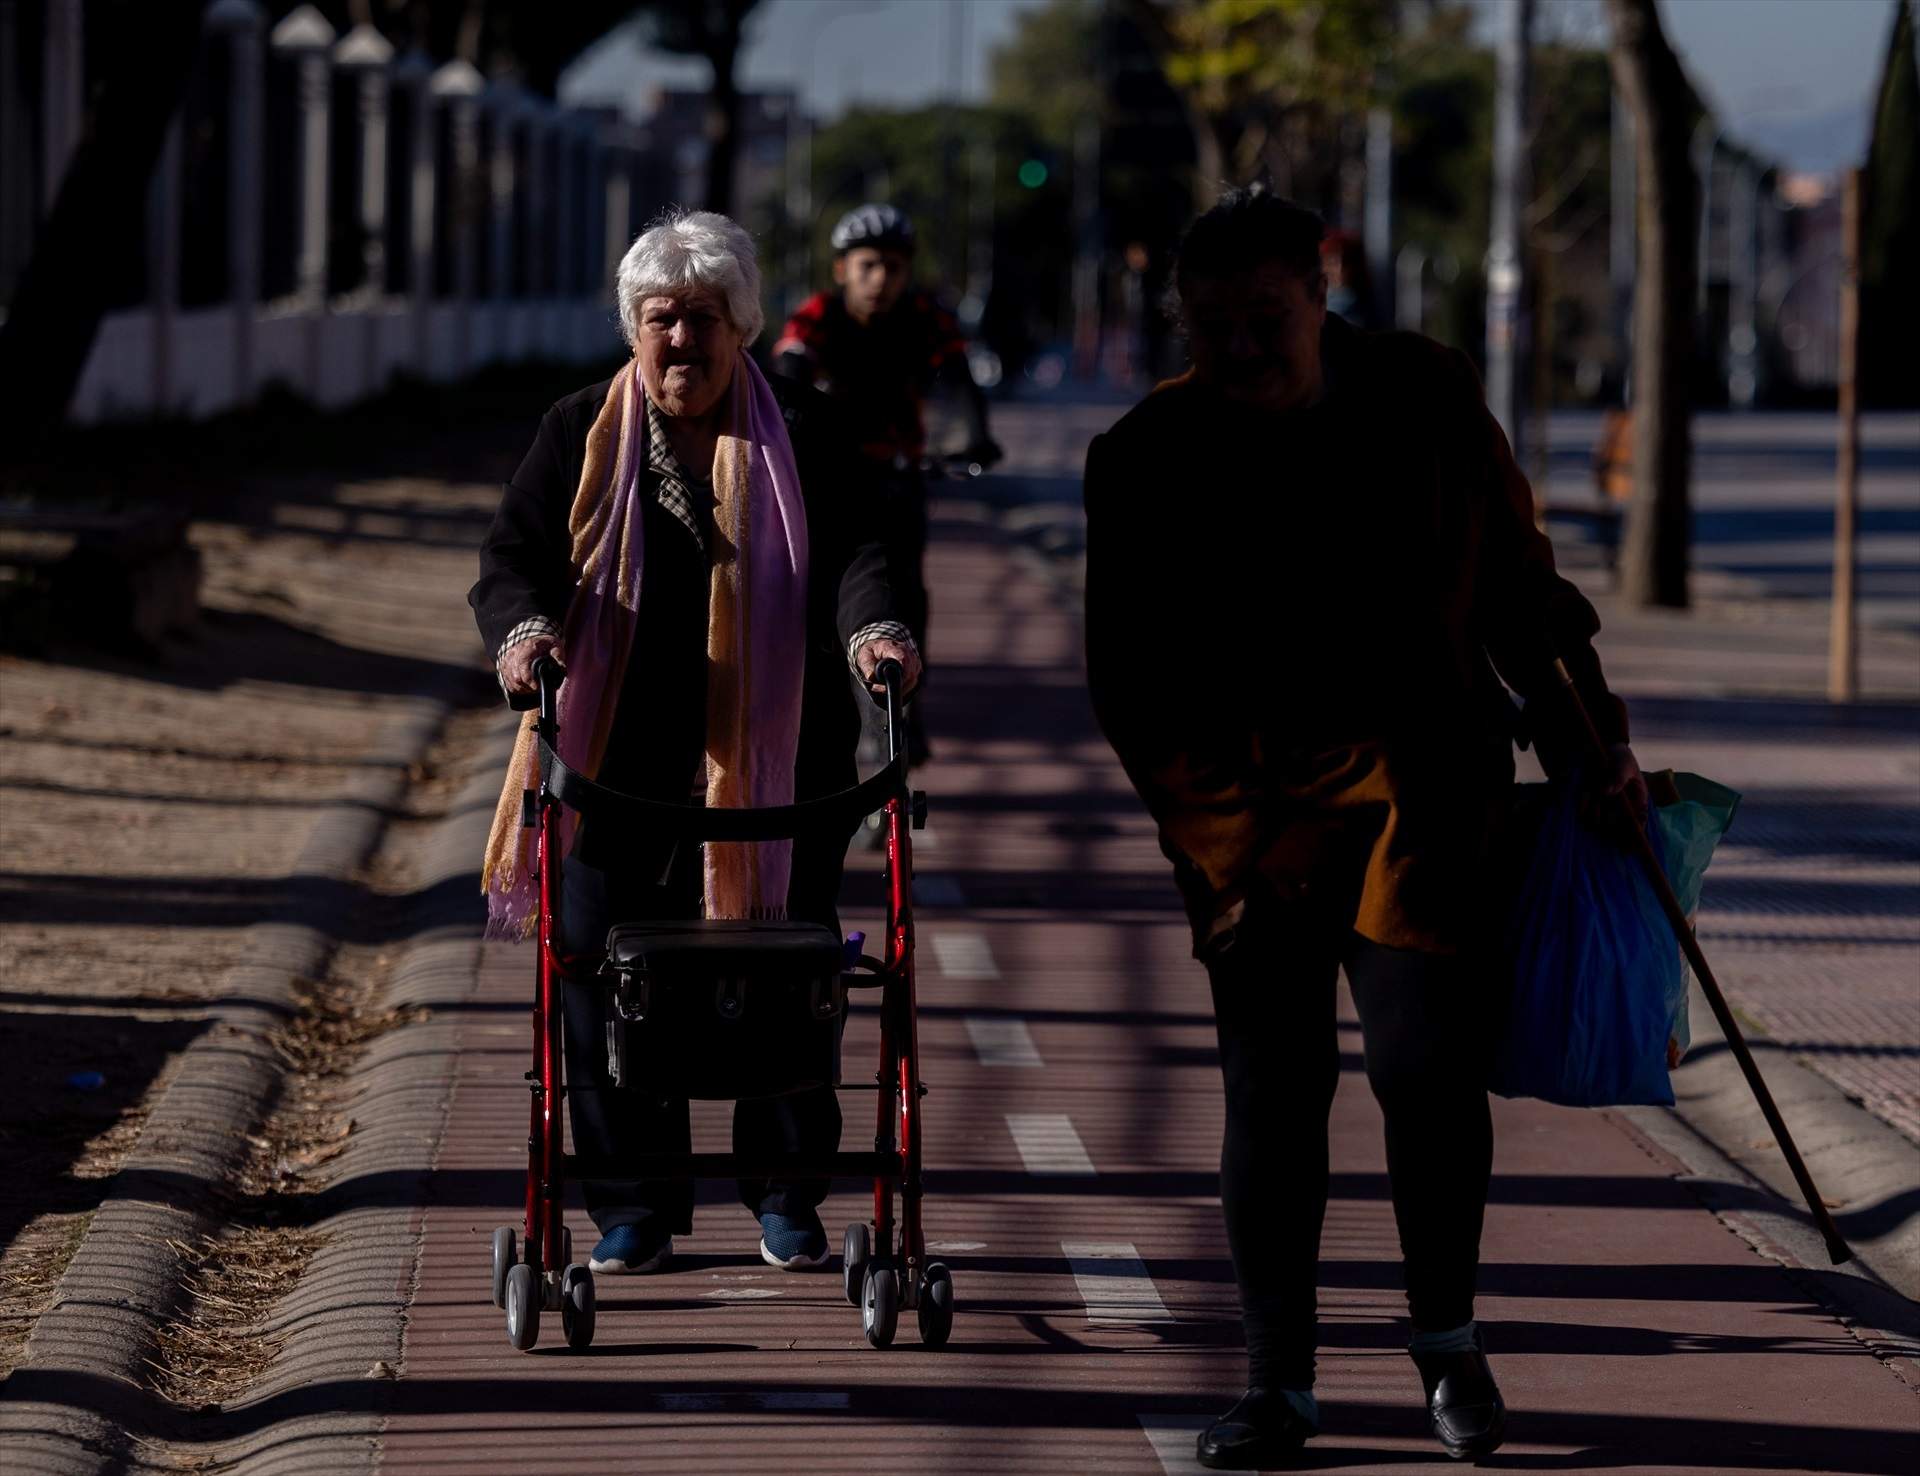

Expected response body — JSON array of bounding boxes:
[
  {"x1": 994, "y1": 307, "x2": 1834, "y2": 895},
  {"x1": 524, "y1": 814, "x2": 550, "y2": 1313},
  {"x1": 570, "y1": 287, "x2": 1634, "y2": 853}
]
[
  {"x1": 1485, "y1": 0, "x2": 1533, "y2": 462},
  {"x1": 1397, "y1": 244, "x2": 1428, "y2": 334},
  {"x1": 1364, "y1": 105, "x2": 1392, "y2": 325},
  {"x1": 1727, "y1": 152, "x2": 1760, "y2": 409},
  {"x1": 1610, "y1": 81, "x2": 1635, "y2": 382},
  {"x1": 1829, "y1": 170, "x2": 1862, "y2": 704}
]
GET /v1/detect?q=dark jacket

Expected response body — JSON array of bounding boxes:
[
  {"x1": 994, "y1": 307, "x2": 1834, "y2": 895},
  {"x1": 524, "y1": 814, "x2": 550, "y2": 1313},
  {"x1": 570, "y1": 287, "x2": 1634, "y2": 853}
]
[
  {"x1": 1084, "y1": 316, "x2": 1629, "y2": 955},
  {"x1": 470, "y1": 372, "x2": 896, "y2": 897}
]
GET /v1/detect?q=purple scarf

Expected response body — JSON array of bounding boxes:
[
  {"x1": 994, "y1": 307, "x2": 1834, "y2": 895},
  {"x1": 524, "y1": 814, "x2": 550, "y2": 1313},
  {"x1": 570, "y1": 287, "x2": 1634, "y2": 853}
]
[{"x1": 482, "y1": 353, "x2": 809, "y2": 937}]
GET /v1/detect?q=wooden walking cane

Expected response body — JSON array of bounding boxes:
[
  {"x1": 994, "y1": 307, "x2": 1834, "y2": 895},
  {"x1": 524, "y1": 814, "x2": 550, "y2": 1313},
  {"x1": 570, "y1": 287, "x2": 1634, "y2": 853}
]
[{"x1": 1549, "y1": 659, "x2": 1853, "y2": 1265}]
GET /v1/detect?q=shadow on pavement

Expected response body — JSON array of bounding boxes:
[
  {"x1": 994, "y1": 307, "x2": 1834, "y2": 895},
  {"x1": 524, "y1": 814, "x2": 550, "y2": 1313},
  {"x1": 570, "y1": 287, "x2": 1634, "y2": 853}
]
[
  {"x1": 1627, "y1": 694, "x2": 1920, "y2": 739},
  {"x1": 842, "y1": 868, "x2": 1181, "y2": 913},
  {"x1": 0, "y1": 1009, "x2": 208, "y2": 1268},
  {"x1": 913, "y1": 999, "x2": 1216, "y2": 1029},
  {"x1": 11, "y1": 1366, "x2": 1905, "y2": 1474},
  {"x1": 44, "y1": 607, "x2": 489, "y2": 702},
  {"x1": 0, "y1": 777, "x2": 422, "y2": 815},
  {"x1": 0, "y1": 870, "x2": 483, "y2": 940},
  {"x1": 1698, "y1": 793, "x2": 1920, "y2": 862},
  {"x1": 1542, "y1": 436, "x2": 1918, "y2": 479},
  {"x1": 225, "y1": 1164, "x2": 1884, "y2": 1230},
  {"x1": 1692, "y1": 503, "x2": 1920, "y2": 545},
  {"x1": 206, "y1": 483, "x2": 500, "y2": 554},
  {"x1": 1695, "y1": 875, "x2": 1919, "y2": 917},
  {"x1": 0, "y1": 731, "x2": 414, "y2": 768}
]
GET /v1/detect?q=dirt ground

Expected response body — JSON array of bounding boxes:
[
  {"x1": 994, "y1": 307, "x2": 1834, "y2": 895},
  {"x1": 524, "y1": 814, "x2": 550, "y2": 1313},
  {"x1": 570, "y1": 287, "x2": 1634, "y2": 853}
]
[{"x1": 0, "y1": 366, "x2": 609, "y2": 1381}]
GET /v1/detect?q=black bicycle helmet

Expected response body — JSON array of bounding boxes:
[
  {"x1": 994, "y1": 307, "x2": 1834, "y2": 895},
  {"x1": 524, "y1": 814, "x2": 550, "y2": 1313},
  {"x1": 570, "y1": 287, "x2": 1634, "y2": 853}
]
[{"x1": 831, "y1": 203, "x2": 916, "y2": 255}]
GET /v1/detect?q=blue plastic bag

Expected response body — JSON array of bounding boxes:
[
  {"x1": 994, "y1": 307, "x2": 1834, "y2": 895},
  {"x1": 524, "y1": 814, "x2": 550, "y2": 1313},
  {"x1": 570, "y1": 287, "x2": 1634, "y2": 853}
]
[
  {"x1": 1491, "y1": 782, "x2": 1682, "y2": 1107},
  {"x1": 1649, "y1": 773, "x2": 1742, "y2": 1063}
]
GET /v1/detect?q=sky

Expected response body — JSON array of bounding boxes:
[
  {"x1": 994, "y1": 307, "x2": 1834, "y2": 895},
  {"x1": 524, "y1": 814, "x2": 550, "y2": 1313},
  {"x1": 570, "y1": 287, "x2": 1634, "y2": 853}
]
[
  {"x1": 565, "y1": 0, "x2": 1038, "y2": 117},
  {"x1": 1508, "y1": 0, "x2": 1903, "y2": 170},
  {"x1": 563, "y1": 0, "x2": 1905, "y2": 174}
]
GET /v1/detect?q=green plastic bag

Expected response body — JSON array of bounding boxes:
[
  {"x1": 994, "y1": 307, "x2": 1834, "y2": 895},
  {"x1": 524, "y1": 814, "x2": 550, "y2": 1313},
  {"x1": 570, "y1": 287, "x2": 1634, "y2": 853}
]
[{"x1": 1649, "y1": 771, "x2": 1742, "y2": 1064}]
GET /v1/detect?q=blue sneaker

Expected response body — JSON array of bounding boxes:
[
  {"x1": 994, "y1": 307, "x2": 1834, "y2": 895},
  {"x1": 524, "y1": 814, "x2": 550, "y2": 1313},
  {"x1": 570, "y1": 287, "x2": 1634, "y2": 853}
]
[
  {"x1": 758, "y1": 1209, "x2": 830, "y2": 1269},
  {"x1": 589, "y1": 1222, "x2": 672, "y2": 1274}
]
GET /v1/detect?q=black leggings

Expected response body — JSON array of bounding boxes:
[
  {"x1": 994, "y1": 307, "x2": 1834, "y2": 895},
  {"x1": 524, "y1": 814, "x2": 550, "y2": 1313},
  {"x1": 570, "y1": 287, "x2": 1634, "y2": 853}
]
[{"x1": 1206, "y1": 916, "x2": 1495, "y2": 1390}]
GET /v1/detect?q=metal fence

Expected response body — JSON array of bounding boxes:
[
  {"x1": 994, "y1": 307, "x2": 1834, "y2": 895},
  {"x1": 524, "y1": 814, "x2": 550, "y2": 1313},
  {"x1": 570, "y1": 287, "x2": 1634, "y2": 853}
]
[{"x1": 1, "y1": 0, "x2": 674, "y2": 424}]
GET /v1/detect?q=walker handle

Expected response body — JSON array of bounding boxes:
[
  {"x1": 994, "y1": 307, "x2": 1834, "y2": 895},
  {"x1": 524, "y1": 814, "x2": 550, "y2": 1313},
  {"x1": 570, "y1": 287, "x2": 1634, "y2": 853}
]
[{"x1": 872, "y1": 658, "x2": 905, "y2": 766}]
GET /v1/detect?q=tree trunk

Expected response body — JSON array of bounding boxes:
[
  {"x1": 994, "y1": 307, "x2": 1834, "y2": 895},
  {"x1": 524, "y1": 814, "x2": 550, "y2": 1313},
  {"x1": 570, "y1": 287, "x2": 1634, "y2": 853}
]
[
  {"x1": 1605, "y1": 0, "x2": 1697, "y2": 608},
  {"x1": 1188, "y1": 108, "x2": 1227, "y2": 212},
  {"x1": 1117, "y1": 0, "x2": 1223, "y2": 212},
  {"x1": 701, "y1": 9, "x2": 747, "y2": 215},
  {"x1": 0, "y1": 4, "x2": 207, "y2": 453},
  {"x1": 1860, "y1": 0, "x2": 1919, "y2": 407}
]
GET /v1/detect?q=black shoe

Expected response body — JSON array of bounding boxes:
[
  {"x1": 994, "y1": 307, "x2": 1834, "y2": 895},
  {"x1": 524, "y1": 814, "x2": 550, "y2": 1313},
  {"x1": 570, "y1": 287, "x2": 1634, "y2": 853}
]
[
  {"x1": 1410, "y1": 1332, "x2": 1507, "y2": 1461},
  {"x1": 1196, "y1": 1387, "x2": 1318, "y2": 1470}
]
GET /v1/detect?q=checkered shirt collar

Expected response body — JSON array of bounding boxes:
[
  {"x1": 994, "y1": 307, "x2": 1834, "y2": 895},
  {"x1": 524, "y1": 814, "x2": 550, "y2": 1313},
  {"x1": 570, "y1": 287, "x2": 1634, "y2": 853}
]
[{"x1": 644, "y1": 394, "x2": 710, "y2": 552}]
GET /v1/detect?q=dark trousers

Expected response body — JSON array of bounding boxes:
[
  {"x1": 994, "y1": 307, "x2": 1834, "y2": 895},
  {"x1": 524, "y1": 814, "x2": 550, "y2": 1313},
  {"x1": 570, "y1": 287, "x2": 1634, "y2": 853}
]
[
  {"x1": 558, "y1": 853, "x2": 843, "y2": 1236},
  {"x1": 1205, "y1": 912, "x2": 1495, "y2": 1390}
]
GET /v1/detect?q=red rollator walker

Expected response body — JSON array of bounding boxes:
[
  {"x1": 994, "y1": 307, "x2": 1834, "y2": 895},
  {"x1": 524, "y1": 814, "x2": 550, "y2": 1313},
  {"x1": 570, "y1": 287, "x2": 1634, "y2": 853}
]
[{"x1": 488, "y1": 656, "x2": 948, "y2": 1352}]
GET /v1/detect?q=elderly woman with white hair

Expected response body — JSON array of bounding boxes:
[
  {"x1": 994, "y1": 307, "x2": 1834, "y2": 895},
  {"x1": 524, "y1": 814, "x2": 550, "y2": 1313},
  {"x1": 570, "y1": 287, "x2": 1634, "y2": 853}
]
[{"x1": 471, "y1": 209, "x2": 918, "y2": 1278}]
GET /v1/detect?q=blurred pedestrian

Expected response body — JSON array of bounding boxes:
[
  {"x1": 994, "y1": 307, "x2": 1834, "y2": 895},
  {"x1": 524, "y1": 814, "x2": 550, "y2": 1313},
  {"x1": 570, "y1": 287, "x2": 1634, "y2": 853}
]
[
  {"x1": 1318, "y1": 228, "x2": 1374, "y2": 327},
  {"x1": 1591, "y1": 374, "x2": 1634, "y2": 574},
  {"x1": 774, "y1": 203, "x2": 1000, "y2": 764},
  {"x1": 1083, "y1": 187, "x2": 1645, "y2": 1469},
  {"x1": 472, "y1": 209, "x2": 917, "y2": 1279}
]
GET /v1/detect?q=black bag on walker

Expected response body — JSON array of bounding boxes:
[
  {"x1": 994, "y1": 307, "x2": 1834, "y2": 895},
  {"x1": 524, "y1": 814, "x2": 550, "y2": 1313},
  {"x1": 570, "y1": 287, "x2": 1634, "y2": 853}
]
[{"x1": 602, "y1": 921, "x2": 845, "y2": 1101}]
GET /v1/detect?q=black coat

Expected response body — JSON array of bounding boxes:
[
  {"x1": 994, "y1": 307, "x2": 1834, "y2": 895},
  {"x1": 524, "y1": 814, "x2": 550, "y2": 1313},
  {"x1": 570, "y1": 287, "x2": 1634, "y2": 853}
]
[
  {"x1": 470, "y1": 372, "x2": 897, "y2": 897},
  {"x1": 1085, "y1": 317, "x2": 1629, "y2": 953}
]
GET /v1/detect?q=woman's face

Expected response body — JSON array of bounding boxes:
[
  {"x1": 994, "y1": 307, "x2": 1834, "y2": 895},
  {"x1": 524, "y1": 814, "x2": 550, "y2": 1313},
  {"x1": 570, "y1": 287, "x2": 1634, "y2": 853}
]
[
  {"x1": 1184, "y1": 261, "x2": 1327, "y2": 413},
  {"x1": 635, "y1": 285, "x2": 744, "y2": 418}
]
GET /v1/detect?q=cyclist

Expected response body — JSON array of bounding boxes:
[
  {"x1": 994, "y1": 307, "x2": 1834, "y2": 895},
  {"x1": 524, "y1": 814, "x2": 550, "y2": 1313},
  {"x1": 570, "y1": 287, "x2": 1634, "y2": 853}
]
[{"x1": 773, "y1": 205, "x2": 1000, "y2": 762}]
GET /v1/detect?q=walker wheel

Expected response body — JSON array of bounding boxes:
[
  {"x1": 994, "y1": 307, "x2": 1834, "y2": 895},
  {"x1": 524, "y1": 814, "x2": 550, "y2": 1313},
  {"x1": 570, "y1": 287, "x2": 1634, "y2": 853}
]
[
  {"x1": 916, "y1": 1262, "x2": 953, "y2": 1348},
  {"x1": 560, "y1": 1263, "x2": 595, "y2": 1351},
  {"x1": 861, "y1": 1261, "x2": 898, "y2": 1349},
  {"x1": 505, "y1": 1262, "x2": 540, "y2": 1350},
  {"x1": 491, "y1": 1227, "x2": 515, "y2": 1309},
  {"x1": 843, "y1": 1222, "x2": 871, "y2": 1307}
]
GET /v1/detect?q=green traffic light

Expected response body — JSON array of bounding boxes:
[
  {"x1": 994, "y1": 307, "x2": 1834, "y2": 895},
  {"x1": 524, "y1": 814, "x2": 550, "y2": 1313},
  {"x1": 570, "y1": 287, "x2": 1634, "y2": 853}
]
[{"x1": 1017, "y1": 159, "x2": 1048, "y2": 189}]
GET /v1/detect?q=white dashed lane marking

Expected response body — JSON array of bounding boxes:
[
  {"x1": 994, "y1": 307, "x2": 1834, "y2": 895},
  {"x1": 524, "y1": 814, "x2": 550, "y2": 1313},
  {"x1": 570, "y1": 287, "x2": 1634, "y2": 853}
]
[
  {"x1": 965, "y1": 1015, "x2": 1043, "y2": 1067},
  {"x1": 1005, "y1": 1113, "x2": 1097, "y2": 1175},
  {"x1": 1062, "y1": 1241, "x2": 1175, "y2": 1324},
  {"x1": 931, "y1": 930, "x2": 1001, "y2": 979},
  {"x1": 1137, "y1": 1415, "x2": 1210, "y2": 1474}
]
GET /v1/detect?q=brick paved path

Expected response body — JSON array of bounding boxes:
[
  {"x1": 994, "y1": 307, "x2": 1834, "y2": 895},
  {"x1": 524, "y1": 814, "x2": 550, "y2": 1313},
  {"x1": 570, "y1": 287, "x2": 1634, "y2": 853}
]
[{"x1": 382, "y1": 500, "x2": 1917, "y2": 1473}]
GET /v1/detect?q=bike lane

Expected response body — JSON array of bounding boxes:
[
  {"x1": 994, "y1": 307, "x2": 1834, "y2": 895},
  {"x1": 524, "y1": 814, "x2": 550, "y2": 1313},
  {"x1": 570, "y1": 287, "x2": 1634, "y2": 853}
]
[{"x1": 379, "y1": 501, "x2": 1917, "y2": 1474}]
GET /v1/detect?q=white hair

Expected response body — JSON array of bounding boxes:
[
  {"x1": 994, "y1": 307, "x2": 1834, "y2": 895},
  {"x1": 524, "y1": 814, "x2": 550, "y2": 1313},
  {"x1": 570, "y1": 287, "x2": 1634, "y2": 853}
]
[{"x1": 616, "y1": 209, "x2": 765, "y2": 348}]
